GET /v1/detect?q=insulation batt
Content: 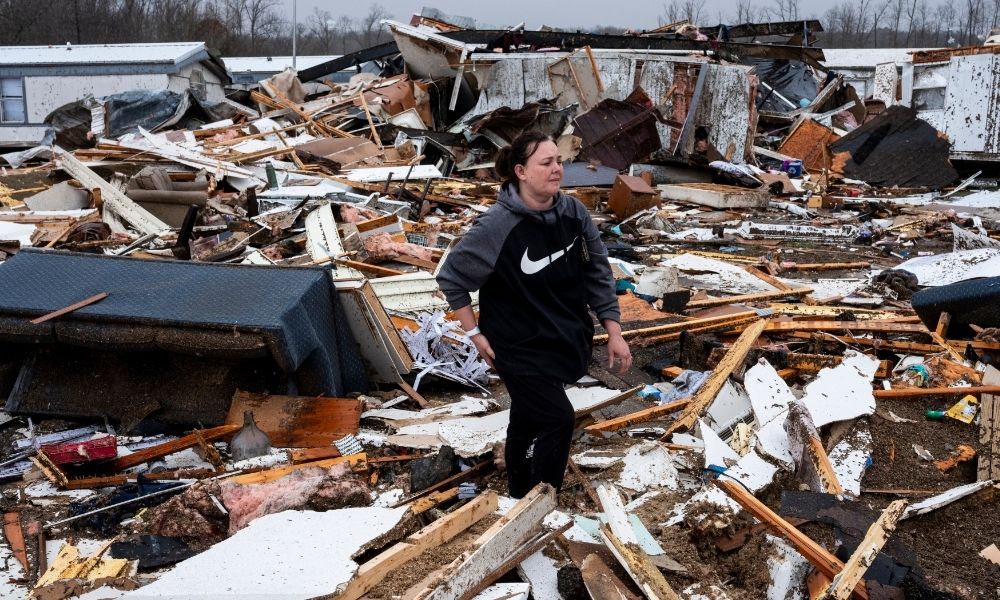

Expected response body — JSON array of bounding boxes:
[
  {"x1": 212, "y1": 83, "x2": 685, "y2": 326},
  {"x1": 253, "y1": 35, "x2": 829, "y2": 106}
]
[
  {"x1": 220, "y1": 463, "x2": 371, "y2": 533},
  {"x1": 363, "y1": 231, "x2": 434, "y2": 263}
]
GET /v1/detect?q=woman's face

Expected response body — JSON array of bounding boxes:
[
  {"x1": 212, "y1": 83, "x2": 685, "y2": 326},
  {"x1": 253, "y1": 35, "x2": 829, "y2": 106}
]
[{"x1": 514, "y1": 140, "x2": 563, "y2": 202}]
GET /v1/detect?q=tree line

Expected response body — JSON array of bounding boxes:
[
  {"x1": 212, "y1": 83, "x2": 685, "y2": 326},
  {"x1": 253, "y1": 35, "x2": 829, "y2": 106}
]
[
  {"x1": 0, "y1": 0, "x2": 394, "y2": 56},
  {"x1": 664, "y1": 0, "x2": 1000, "y2": 47},
  {"x1": 2, "y1": 0, "x2": 998, "y2": 55}
]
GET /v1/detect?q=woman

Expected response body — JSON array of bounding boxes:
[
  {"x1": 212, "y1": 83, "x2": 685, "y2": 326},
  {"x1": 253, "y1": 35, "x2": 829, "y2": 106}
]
[{"x1": 436, "y1": 130, "x2": 631, "y2": 498}]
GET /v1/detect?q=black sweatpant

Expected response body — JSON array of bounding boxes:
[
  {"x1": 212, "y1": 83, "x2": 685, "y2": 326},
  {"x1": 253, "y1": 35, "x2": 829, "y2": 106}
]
[{"x1": 497, "y1": 368, "x2": 575, "y2": 499}]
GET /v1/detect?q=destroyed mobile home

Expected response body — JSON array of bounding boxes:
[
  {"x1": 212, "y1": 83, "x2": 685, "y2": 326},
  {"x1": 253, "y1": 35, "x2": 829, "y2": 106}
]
[{"x1": 1, "y1": 11, "x2": 1000, "y2": 600}]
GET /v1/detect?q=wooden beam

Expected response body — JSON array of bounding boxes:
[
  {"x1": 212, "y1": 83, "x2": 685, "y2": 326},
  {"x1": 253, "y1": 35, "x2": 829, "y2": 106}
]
[
  {"x1": 874, "y1": 386, "x2": 1000, "y2": 399},
  {"x1": 332, "y1": 257, "x2": 405, "y2": 277},
  {"x1": 638, "y1": 315, "x2": 764, "y2": 346},
  {"x1": 786, "y1": 401, "x2": 844, "y2": 495},
  {"x1": 410, "y1": 488, "x2": 460, "y2": 515},
  {"x1": 714, "y1": 478, "x2": 869, "y2": 600},
  {"x1": 399, "y1": 380, "x2": 430, "y2": 408},
  {"x1": 455, "y1": 521, "x2": 572, "y2": 600},
  {"x1": 3, "y1": 512, "x2": 29, "y2": 573},
  {"x1": 584, "y1": 398, "x2": 690, "y2": 433},
  {"x1": 567, "y1": 458, "x2": 601, "y2": 508},
  {"x1": 97, "y1": 424, "x2": 241, "y2": 473},
  {"x1": 821, "y1": 500, "x2": 908, "y2": 600},
  {"x1": 416, "y1": 484, "x2": 557, "y2": 600},
  {"x1": 392, "y1": 459, "x2": 493, "y2": 508},
  {"x1": 30, "y1": 292, "x2": 108, "y2": 324},
  {"x1": 228, "y1": 453, "x2": 367, "y2": 485},
  {"x1": 978, "y1": 366, "x2": 1000, "y2": 481},
  {"x1": 765, "y1": 320, "x2": 928, "y2": 334},
  {"x1": 664, "y1": 318, "x2": 769, "y2": 437},
  {"x1": 329, "y1": 492, "x2": 499, "y2": 600},
  {"x1": 581, "y1": 553, "x2": 642, "y2": 600},
  {"x1": 593, "y1": 311, "x2": 758, "y2": 344},
  {"x1": 596, "y1": 484, "x2": 680, "y2": 600},
  {"x1": 573, "y1": 386, "x2": 642, "y2": 420},
  {"x1": 686, "y1": 288, "x2": 813, "y2": 310},
  {"x1": 781, "y1": 261, "x2": 871, "y2": 271}
]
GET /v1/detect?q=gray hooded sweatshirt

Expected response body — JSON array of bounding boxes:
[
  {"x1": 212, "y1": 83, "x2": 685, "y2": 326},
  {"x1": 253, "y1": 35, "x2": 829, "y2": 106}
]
[{"x1": 436, "y1": 183, "x2": 620, "y2": 382}]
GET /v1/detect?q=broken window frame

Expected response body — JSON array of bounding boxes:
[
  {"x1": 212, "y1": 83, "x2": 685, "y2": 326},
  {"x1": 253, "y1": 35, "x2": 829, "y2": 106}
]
[{"x1": 0, "y1": 76, "x2": 26, "y2": 123}]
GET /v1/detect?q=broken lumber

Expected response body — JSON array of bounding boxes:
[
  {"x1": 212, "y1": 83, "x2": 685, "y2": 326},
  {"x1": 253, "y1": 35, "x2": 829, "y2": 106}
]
[
  {"x1": 399, "y1": 380, "x2": 430, "y2": 408},
  {"x1": 596, "y1": 484, "x2": 680, "y2": 600},
  {"x1": 785, "y1": 401, "x2": 844, "y2": 495},
  {"x1": 574, "y1": 385, "x2": 642, "y2": 420},
  {"x1": 456, "y1": 521, "x2": 572, "y2": 600},
  {"x1": 99, "y1": 424, "x2": 240, "y2": 472},
  {"x1": 978, "y1": 366, "x2": 1000, "y2": 481},
  {"x1": 714, "y1": 477, "x2": 869, "y2": 599},
  {"x1": 580, "y1": 553, "x2": 642, "y2": 600},
  {"x1": 593, "y1": 311, "x2": 758, "y2": 343},
  {"x1": 30, "y1": 291, "x2": 108, "y2": 324},
  {"x1": 392, "y1": 459, "x2": 493, "y2": 508},
  {"x1": 874, "y1": 386, "x2": 1000, "y2": 399},
  {"x1": 584, "y1": 398, "x2": 690, "y2": 433},
  {"x1": 765, "y1": 320, "x2": 927, "y2": 334},
  {"x1": 3, "y1": 512, "x2": 28, "y2": 573},
  {"x1": 228, "y1": 453, "x2": 368, "y2": 485},
  {"x1": 821, "y1": 500, "x2": 908, "y2": 600},
  {"x1": 664, "y1": 318, "x2": 768, "y2": 437},
  {"x1": 227, "y1": 391, "x2": 361, "y2": 448},
  {"x1": 415, "y1": 484, "x2": 557, "y2": 600},
  {"x1": 329, "y1": 492, "x2": 499, "y2": 600},
  {"x1": 686, "y1": 288, "x2": 813, "y2": 309},
  {"x1": 55, "y1": 149, "x2": 169, "y2": 235}
]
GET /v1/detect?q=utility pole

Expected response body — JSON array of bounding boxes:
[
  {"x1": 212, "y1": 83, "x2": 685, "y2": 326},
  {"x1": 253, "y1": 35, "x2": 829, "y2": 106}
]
[{"x1": 292, "y1": 0, "x2": 298, "y2": 70}]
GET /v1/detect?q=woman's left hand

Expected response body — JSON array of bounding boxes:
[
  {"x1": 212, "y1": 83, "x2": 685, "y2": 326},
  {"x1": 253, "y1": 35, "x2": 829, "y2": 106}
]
[{"x1": 607, "y1": 333, "x2": 632, "y2": 375}]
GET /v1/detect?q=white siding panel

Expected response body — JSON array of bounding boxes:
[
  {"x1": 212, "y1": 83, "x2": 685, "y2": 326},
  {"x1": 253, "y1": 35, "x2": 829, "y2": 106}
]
[{"x1": 25, "y1": 74, "x2": 168, "y2": 121}]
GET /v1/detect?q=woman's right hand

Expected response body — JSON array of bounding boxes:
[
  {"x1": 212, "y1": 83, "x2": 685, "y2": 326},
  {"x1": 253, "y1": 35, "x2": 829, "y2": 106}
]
[{"x1": 471, "y1": 333, "x2": 495, "y2": 368}]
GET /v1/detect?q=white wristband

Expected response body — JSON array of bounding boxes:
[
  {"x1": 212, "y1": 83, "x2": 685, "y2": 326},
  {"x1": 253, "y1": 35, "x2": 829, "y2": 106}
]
[{"x1": 465, "y1": 326, "x2": 482, "y2": 337}]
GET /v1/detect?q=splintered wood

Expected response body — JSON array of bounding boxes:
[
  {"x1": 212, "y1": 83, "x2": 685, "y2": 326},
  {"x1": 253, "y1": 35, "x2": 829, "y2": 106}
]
[{"x1": 664, "y1": 317, "x2": 768, "y2": 437}]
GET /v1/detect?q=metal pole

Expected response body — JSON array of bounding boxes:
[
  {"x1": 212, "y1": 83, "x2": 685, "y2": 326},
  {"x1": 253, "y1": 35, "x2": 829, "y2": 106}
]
[{"x1": 292, "y1": 0, "x2": 298, "y2": 70}]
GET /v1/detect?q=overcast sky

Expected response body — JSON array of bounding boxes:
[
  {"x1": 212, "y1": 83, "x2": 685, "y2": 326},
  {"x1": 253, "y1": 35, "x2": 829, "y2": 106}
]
[{"x1": 278, "y1": 1, "x2": 837, "y2": 30}]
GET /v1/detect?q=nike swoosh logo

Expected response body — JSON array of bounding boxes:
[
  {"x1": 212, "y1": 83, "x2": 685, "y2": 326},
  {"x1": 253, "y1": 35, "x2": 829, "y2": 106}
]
[{"x1": 520, "y1": 237, "x2": 578, "y2": 275}]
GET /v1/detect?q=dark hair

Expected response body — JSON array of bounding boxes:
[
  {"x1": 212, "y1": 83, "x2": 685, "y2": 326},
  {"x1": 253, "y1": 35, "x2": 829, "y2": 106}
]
[{"x1": 495, "y1": 130, "x2": 555, "y2": 184}]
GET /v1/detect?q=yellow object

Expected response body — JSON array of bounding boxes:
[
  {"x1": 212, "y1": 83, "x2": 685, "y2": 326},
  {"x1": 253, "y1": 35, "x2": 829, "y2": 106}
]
[{"x1": 945, "y1": 395, "x2": 979, "y2": 424}]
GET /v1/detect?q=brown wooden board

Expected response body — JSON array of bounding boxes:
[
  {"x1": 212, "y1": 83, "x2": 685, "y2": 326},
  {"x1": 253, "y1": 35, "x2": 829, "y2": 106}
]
[
  {"x1": 979, "y1": 366, "x2": 1000, "y2": 481},
  {"x1": 226, "y1": 391, "x2": 361, "y2": 448}
]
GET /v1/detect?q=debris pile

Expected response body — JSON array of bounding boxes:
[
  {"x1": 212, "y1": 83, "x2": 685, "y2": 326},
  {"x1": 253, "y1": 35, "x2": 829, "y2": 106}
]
[{"x1": 2, "y1": 10, "x2": 1000, "y2": 600}]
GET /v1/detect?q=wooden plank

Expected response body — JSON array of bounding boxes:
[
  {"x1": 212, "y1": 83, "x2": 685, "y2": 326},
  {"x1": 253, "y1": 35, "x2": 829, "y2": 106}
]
[
  {"x1": 638, "y1": 315, "x2": 763, "y2": 346},
  {"x1": 978, "y1": 366, "x2": 1000, "y2": 481},
  {"x1": 30, "y1": 292, "x2": 108, "y2": 324},
  {"x1": 580, "y1": 553, "x2": 642, "y2": 600},
  {"x1": 392, "y1": 459, "x2": 493, "y2": 508},
  {"x1": 782, "y1": 262, "x2": 871, "y2": 271},
  {"x1": 410, "y1": 488, "x2": 460, "y2": 515},
  {"x1": 573, "y1": 386, "x2": 643, "y2": 420},
  {"x1": 874, "y1": 386, "x2": 1000, "y2": 399},
  {"x1": 287, "y1": 447, "x2": 341, "y2": 464},
  {"x1": 332, "y1": 257, "x2": 405, "y2": 277},
  {"x1": 567, "y1": 458, "x2": 601, "y2": 508},
  {"x1": 399, "y1": 380, "x2": 430, "y2": 409},
  {"x1": 3, "y1": 512, "x2": 28, "y2": 573},
  {"x1": 459, "y1": 522, "x2": 572, "y2": 600},
  {"x1": 226, "y1": 391, "x2": 361, "y2": 448},
  {"x1": 714, "y1": 478, "x2": 869, "y2": 600},
  {"x1": 786, "y1": 401, "x2": 844, "y2": 495},
  {"x1": 416, "y1": 484, "x2": 557, "y2": 600},
  {"x1": 765, "y1": 320, "x2": 928, "y2": 334},
  {"x1": 98, "y1": 424, "x2": 240, "y2": 472},
  {"x1": 596, "y1": 485, "x2": 680, "y2": 600},
  {"x1": 664, "y1": 318, "x2": 768, "y2": 436},
  {"x1": 228, "y1": 453, "x2": 368, "y2": 485},
  {"x1": 686, "y1": 288, "x2": 812, "y2": 309},
  {"x1": 821, "y1": 500, "x2": 908, "y2": 600},
  {"x1": 594, "y1": 311, "x2": 758, "y2": 343},
  {"x1": 330, "y1": 492, "x2": 499, "y2": 600},
  {"x1": 584, "y1": 398, "x2": 690, "y2": 433}
]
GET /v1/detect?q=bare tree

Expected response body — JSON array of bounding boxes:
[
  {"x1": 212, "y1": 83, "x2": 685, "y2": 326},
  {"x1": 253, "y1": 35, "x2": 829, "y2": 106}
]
[
  {"x1": 660, "y1": 0, "x2": 706, "y2": 25},
  {"x1": 767, "y1": 0, "x2": 801, "y2": 20},
  {"x1": 359, "y1": 3, "x2": 391, "y2": 48}
]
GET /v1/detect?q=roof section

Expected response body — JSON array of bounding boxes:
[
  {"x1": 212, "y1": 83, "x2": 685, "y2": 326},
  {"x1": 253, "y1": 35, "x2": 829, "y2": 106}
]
[
  {"x1": 222, "y1": 55, "x2": 343, "y2": 73},
  {"x1": 0, "y1": 42, "x2": 205, "y2": 66},
  {"x1": 820, "y1": 48, "x2": 935, "y2": 68}
]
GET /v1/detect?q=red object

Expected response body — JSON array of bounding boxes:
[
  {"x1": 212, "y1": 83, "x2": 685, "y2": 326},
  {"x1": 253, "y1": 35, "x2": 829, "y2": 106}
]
[{"x1": 40, "y1": 436, "x2": 117, "y2": 465}]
